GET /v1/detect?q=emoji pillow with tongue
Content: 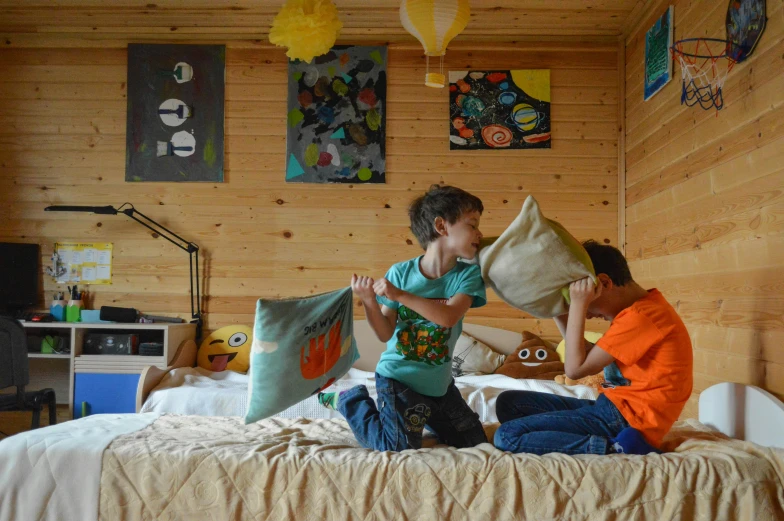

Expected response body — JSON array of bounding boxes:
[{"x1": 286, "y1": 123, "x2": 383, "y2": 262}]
[
  {"x1": 494, "y1": 331, "x2": 565, "y2": 380},
  {"x1": 197, "y1": 325, "x2": 253, "y2": 373}
]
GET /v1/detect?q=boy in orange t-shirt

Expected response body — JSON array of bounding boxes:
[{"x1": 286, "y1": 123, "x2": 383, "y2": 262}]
[{"x1": 494, "y1": 240, "x2": 693, "y2": 455}]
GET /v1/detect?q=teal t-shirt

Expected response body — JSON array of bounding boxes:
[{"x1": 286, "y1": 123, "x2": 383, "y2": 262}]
[{"x1": 375, "y1": 256, "x2": 487, "y2": 396}]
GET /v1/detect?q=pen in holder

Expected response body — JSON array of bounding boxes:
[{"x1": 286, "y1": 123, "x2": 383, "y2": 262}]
[
  {"x1": 66, "y1": 299, "x2": 83, "y2": 323},
  {"x1": 50, "y1": 299, "x2": 66, "y2": 322}
]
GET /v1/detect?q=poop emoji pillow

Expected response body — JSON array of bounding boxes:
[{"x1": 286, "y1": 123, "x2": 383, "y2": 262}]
[
  {"x1": 495, "y1": 331, "x2": 565, "y2": 380},
  {"x1": 197, "y1": 325, "x2": 253, "y2": 373}
]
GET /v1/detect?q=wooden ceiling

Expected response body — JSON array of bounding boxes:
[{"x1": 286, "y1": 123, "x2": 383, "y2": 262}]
[{"x1": 0, "y1": 0, "x2": 645, "y2": 46}]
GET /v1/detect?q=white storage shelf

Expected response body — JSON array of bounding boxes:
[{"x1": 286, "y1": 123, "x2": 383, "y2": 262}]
[{"x1": 20, "y1": 321, "x2": 196, "y2": 417}]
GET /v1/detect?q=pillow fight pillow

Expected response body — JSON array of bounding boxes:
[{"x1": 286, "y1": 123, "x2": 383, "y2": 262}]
[
  {"x1": 451, "y1": 332, "x2": 506, "y2": 377},
  {"x1": 477, "y1": 195, "x2": 596, "y2": 318},
  {"x1": 244, "y1": 287, "x2": 360, "y2": 423}
]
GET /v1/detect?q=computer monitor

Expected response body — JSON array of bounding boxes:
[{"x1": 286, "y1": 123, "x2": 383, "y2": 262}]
[{"x1": 0, "y1": 242, "x2": 40, "y2": 313}]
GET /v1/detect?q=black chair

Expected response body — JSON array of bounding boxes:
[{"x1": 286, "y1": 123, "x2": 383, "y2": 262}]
[{"x1": 0, "y1": 316, "x2": 57, "y2": 430}]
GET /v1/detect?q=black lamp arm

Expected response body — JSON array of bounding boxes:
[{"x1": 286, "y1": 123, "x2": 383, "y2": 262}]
[
  {"x1": 119, "y1": 206, "x2": 198, "y2": 254},
  {"x1": 45, "y1": 205, "x2": 118, "y2": 215},
  {"x1": 118, "y1": 206, "x2": 201, "y2": 325}
]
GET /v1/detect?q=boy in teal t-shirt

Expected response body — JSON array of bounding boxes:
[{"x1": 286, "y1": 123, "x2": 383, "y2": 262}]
[{"x1": 319, "y1": 185, "x2": 488, "y2": 451}]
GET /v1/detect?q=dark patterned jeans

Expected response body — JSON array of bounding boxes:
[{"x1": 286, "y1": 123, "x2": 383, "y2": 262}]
[{"x1": 337, "y1": 373, "x2": 487, "y2": 451}]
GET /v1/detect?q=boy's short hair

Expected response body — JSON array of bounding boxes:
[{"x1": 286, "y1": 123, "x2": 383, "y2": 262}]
[
  {"x1": 582, "y1": 240, "x2": 633, "y2": 286},
  {"x1": 409, "y1": 184, "x2": 484, "y2": 249}
]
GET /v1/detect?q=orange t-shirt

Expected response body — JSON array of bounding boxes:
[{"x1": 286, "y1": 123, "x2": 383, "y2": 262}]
[{"x1": 596, "y1": 289, "x2": 693, "y2": 446}]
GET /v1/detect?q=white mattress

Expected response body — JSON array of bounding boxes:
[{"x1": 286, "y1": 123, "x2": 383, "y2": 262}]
[
  {"x1": 140, "y1": 367, "x2": 599, "y2": 421},
  {"x1": 0, "y1": 413, "x2": 160, "y2": 521}
]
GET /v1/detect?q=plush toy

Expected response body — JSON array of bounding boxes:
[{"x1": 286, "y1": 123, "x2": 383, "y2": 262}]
[
  {"x1": 554, "y1": 372, "x2": 605, "y2": 391},
  {"x1": 495, "y1": 331, "x2": 565, "y2": 380},
  {"x1": 553, "y1": 330, "x2": 606, "y2": 391},
  {"x1": 197, "y1": 325, "x2": 253, "y2": 373}
]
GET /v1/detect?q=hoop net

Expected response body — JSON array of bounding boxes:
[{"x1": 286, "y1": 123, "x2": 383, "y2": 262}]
[{"x1": 671, "y1": 38, "x2": 737, "y2": 111}]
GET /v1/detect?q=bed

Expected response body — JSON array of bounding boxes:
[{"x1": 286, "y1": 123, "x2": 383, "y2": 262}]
[{"x1": 1, "y1": 322, "x2": 783, "y2": 521}]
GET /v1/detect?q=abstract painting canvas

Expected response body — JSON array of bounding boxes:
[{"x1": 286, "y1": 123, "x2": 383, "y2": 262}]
[
  {"x1": 644, "y1": 6, "x2": 674, "y2": 101},
  {"x1": 449, "y1": 70, "x2": 551, "y2": 150},
  {"x1": 126, "y1": 44, "x2": 225, "y2": 182},
  {"x1": 286, "y1": 45, "x2": 386, "y2": 184}
]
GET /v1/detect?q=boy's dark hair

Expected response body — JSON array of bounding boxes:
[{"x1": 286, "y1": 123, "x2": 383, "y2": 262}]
[
  {"x1": 582, "y1": 240, "x2": 633, "y2": 286},
  {"x1": 409, "y1": 184, "x2": 484, "y2": 249}
]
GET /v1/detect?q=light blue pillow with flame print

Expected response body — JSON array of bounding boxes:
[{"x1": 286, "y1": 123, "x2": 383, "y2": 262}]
[{"x1": 244, "y1": 287, "x2": 360, "y2": 423}]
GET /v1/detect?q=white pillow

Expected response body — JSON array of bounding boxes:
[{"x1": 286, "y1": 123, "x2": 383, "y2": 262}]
[{"x1": 452, "y1": 332, "x2": 506, "y2": 377}]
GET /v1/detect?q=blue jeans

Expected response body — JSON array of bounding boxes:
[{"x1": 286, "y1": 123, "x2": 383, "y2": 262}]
[
  {"x1": 337, "y1": 373, "x2": 487, "y2": 451},
  {"x1": 494, "y1": 391, "x2": 629, "y2": 455}
]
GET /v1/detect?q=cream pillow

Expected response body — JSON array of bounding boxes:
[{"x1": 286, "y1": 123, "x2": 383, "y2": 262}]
[
  {"x1": 452, "y1": 332, "x2": 506, "y2": 377},
  {"x1": 478, "y1": 195, "x2": 595, "y2": 318},
  {"x1": 555, "y1": 331, "x2": 604, "y2": 363}
]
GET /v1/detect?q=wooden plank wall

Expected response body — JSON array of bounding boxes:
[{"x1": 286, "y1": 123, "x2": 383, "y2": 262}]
[
  {"x1": 624, "y1": 0, "x2": 784, "y2": 417},
  {"x1": 0, "y1": 0, "x2": 640, "y2": 41},
  {"x1": 0, "y1": 39, "x2": 618, "y2": 342}
]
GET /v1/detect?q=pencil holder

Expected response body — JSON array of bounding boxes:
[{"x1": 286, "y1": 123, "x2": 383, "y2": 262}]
[
  {"x1": 50, "y1": 299, "x2": 66, "y2": 321},
  {"x1": 66, "y1": 299, "x2": 83, "y2": 323}
]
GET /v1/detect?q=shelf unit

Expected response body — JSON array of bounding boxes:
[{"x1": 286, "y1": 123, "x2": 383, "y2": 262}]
[{"x1": 19, "y1": 321, "x2": 195, "y2": 417}]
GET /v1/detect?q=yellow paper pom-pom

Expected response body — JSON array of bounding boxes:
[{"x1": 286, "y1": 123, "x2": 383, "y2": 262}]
[{"x1": 269, "y1": 0, "x2": 343, "y2": 63}]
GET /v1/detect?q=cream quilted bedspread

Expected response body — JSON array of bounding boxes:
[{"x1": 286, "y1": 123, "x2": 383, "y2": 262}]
[{"x1": 99, "y1": 415, "x2": 784, "y2": 521}]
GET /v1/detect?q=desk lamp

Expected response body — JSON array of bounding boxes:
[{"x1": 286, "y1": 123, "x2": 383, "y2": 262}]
[{"x1": 45, "y1": 203, "x2": 202, "y2": 337}]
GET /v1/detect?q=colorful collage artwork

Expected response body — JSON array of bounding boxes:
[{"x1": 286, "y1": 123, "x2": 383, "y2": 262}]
[
  {"x1": 449, "y1": 70, "x2": 551, "y2": 150},
  {"x1": 286, "y1": 45, "x2": 387, "y2": 184}
]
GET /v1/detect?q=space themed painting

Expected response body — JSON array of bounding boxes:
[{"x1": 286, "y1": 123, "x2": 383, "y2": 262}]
[{"x1": 449, "y1": 70, "x2": 551, "y2": 150}]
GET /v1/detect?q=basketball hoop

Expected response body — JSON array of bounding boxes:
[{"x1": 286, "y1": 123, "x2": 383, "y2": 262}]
[{"x1": 671, "y1": 37, "x2": 738, "y2": 111}]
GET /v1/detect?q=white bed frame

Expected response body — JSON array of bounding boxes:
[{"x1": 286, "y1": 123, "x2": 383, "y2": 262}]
[
  {"x1": 136, "y1": 321, "x2": 784, "y2": 449},
  {"x1": 698, "y1": 383, "x2": 784, "y2": 449}
]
